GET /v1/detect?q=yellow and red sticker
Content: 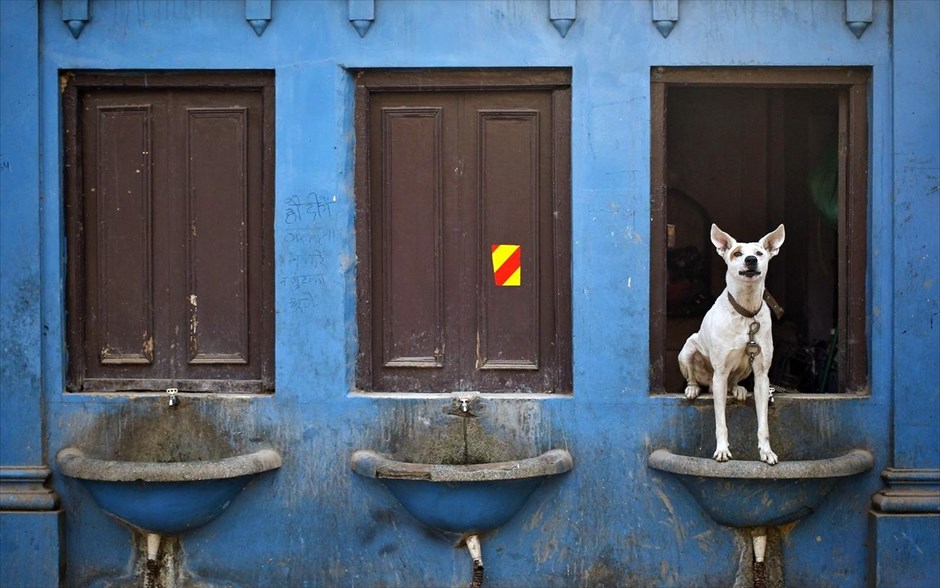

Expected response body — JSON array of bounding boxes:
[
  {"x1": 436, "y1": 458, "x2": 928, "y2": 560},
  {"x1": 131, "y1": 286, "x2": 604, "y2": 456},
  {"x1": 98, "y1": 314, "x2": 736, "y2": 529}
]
[{"x1": 491, "y1": 244, "x2": 521, "y2": 287}]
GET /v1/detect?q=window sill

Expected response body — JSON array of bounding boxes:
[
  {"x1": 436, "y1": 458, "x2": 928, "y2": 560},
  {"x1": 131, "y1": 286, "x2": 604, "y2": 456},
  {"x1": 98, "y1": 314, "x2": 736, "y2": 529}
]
[
  {"x1": 69, "y1": 378, "x2": 272, "y2": 395},
  {"x1": 650, "y1": 391, "x2": 870, "y2": 401},
  {"x1": 348, "y1": 390, "x2": 573, "y2": 400},
  {"x1": 59, "y1": 390, "x2": 274, "y2": 402}
]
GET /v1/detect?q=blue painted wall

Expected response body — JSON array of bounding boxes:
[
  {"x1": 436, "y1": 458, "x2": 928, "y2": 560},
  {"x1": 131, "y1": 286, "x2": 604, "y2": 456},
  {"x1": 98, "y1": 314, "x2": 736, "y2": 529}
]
[
  {"x1": 891, "y1": 0, "x2": 940, "y2": 471},
  {"x1": 0, "y1": 0, "x2": 42, "y2": 468},
  {"x1": 1, "y1": 0, "x2": 937, "y2": 585}
]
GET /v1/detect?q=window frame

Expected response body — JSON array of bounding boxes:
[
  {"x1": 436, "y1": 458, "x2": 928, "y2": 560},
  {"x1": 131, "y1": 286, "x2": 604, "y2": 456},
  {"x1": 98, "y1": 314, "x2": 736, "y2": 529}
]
[
  {"x1": 62, "y1": 70, "x2": 276, "y2": 394},
  {"x1": 353, "y1": 68, "x2": 573, "y2": 394},
  {"x1": 649, "y1": 67, "x2": 870, "y2": 395}
]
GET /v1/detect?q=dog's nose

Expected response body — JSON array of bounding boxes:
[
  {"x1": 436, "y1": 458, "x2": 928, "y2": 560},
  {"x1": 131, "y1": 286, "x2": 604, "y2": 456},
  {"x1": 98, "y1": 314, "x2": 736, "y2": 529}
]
[{"x1": 745, "y1": 255, "x2": 758, "y2": 265}]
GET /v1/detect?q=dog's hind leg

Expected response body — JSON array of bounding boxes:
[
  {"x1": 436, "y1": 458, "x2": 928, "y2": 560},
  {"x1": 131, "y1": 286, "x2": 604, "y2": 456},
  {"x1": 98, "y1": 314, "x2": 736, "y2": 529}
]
[
  {"x1": 729, "y1": 362, "x2": 752, "y2": 402},
  {"x1": 679, "y1": 335, "x2": 707, "y2": 400},
  {"x1": 683, "y1": 379, "x2": 701, "y2": 401}
]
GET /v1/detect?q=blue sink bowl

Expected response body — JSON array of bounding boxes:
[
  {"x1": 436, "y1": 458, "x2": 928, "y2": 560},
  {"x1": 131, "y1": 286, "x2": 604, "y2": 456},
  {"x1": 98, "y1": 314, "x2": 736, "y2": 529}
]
[
  {"x1": 57, "y1": 447, "x2": 281, "y2": 536},
  {"x1": 648, "y1": 448, "x2": 873, "y2": 528},
  {"x1": 351, "y1": 449, "x2": 572, "y2": 534}
]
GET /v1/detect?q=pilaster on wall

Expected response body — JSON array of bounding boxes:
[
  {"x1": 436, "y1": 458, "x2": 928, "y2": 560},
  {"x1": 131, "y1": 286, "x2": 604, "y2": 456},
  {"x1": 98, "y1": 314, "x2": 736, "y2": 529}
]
[
  {"x1": 0, "y1": 1, "x2": 63, "y2": 586},
  {"x1": 871, "y1": 0, "x2": 940, "y2": 585},
  {"x1": 1, "y1": 0, "x2": 43, "y2": 470},
  {"x1": 0, "y1": 469, "x2": 63, "y2": 587},
  {"x1": 870, "y1": 507, "x2": 940, "y2": 588},
  {"x1": 889, "y1": 0, "x2": 940, "y2": 473}
]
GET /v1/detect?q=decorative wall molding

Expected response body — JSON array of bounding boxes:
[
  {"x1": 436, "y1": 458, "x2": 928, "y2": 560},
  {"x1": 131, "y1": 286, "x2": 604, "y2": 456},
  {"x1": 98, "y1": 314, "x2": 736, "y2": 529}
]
[
  {"x1": 61, "y1": 0, "x2": 89, "y2": 39},
  {"x1": 845, "y1": 0, "x2": 873, "y2": 39},
  {"x1": 871, "y1": 468, "x2": 940, "y2": 513},
  {"x1": 245, "y1": 0, "x2": 272, "y2": 37},
  {"x1": 0, "y1": 466, "x2": 58, "y2": 511},
  {"x1": 651, "y1": 0, "x2": 678, "y2": 38},
  {"x1": 348, "y1": 0, "x2": 375, "y2": 38},
  {"x1": 549, "y1": 0, "x2": 576, "y2": 38}
]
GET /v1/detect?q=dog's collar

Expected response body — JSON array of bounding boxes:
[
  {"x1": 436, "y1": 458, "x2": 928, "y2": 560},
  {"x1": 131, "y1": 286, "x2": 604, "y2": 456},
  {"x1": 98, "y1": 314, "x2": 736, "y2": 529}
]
[
  {"x1": 726, "y1": 291, "x2": 785, "y2": 320},
  {"x1": 727, "y1": 292, "x2": 762, "y2": 318}
]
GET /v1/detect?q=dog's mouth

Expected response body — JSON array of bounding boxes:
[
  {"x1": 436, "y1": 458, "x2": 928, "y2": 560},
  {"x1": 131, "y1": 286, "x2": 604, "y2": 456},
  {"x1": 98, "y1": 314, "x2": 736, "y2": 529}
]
[{"x1": 739, "y1": 269, "x2": 762, "y2": 278}]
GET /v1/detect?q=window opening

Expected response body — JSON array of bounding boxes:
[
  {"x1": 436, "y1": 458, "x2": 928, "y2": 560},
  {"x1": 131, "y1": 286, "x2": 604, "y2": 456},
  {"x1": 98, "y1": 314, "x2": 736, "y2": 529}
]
[{"x1": 650, "y1": 68, "x2": 869, "y2": 395}]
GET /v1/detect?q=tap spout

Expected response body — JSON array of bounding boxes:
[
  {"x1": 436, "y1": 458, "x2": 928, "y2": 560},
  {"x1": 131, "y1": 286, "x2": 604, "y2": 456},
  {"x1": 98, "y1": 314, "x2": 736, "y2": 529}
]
[
  {"x1": 465, "y1": 534, "x2": 484, "y2": 588},
  {"x1": 146, "y1": 533, "x2": 161, "y2": 562},
  {"x1": 446, "y1": 392, "x2": 481, "y2": 417}
]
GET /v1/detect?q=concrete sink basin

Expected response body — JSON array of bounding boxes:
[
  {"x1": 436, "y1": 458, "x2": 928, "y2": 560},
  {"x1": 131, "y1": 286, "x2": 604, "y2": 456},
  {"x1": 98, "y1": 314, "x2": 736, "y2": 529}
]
[
  {"x1": 648, "y1": 448, "x2": 873, "y2": 527},
  {"x1": 351, "y1": 448, "x2": 572, "y2": 534},
  {"x1": 55, "y1": 406, "x2": 282, "y2": 585},
  {"x1": 56, "y1": 447, "x2": 281, "y2": 536}
]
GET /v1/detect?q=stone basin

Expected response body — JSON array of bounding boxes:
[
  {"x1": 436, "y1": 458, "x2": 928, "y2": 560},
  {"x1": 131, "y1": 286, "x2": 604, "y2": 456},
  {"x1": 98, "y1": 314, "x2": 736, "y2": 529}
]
[
  {"x1": 648, "y1": 448, "x2": 873, "y2": 527},
  {"x1": 56, "y1": 447, "x2": 282, "y2": 536},
  {"x1": 351, "y1": 448, "x2": 573, "y2": 534}
]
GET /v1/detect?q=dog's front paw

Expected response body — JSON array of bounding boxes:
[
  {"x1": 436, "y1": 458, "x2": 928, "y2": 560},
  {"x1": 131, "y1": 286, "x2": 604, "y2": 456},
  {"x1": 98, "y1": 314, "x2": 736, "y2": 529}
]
[
  {"x1": 684, "y1": 385, "x2": 701, "y2": 400},
  {"x1": 713, "y1": 447, "x2": 733, "y2": 462},
  {"x1": 732, "y1": 385, "x2": 748, "y2": 402},
  {"x1": 760, "y1": 447, "x2": 778, "y2": 465}
]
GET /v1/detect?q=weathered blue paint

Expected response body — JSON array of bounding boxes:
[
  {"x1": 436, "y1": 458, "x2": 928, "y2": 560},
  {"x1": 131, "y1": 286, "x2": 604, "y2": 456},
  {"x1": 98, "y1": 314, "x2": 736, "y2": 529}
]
[
  {"x1": 890, "y1": 0, "x2": 940, "y2": 472},
  {"x1": 0, "y1": 511, "x2": 64, "y2": 588},
  {"x1": 0, "y1": 0, "x2": 42, "y2": 470},
  {"x1": 0, "y1": 3, "x2": 60, "y2": 584},
  {"x1": 869, "y1": 3, "x2": 940, "y2": 581},
  {"x1": 870, "y1": 512, "x2": 940, "y2": 588},
  {"x1": 0, "y1": 0, "x2": 936, "y2": 585}
]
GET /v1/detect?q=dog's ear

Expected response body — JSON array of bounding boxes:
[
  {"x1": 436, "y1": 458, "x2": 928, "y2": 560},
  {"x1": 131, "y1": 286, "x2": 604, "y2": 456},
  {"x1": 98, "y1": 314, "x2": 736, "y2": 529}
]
[
  {"x1": 760, "y1": 224, "x2": 786, "y2": 256},
  {"x1": 710, "y1": 223, "x2": 736, "y2": 256}
]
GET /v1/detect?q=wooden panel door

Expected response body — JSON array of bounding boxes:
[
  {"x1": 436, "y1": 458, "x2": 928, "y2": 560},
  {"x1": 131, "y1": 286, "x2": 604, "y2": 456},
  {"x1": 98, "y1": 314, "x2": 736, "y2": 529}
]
[
  {"x1": 359, "y1": 72, "x2": 570, "y2": 394},
  {"x1": 66, "y1": 73, "x2": 274, "y2": 392}
]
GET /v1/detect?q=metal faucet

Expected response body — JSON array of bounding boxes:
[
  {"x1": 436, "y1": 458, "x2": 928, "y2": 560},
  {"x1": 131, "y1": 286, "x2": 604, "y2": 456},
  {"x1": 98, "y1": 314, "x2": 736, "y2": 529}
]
[
  {"x1": 166, "y1": 388, "x2": 179, "y2": 408},
  {"x1": 447, "y1": 391, "x2": 480, "y2": 417}
]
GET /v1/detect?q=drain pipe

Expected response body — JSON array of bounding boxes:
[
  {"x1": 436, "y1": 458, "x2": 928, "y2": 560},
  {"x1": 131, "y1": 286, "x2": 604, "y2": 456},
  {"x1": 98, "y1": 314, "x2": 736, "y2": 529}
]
[
  {"x1": 465, "y1": 534, "x2": 484, "y2": 588},
  {"x1": 752, "y1": 527, "x2": 768, "y2": 588},
  {"x1": 145, "y1": 533, "x2": 161, "y2": 588}
]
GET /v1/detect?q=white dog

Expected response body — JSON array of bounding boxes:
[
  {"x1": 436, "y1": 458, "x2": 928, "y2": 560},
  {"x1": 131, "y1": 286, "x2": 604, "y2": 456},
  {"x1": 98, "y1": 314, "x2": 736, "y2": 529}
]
[{"x1": 678, "y1": 223, "x2": 786, "y2": 465}]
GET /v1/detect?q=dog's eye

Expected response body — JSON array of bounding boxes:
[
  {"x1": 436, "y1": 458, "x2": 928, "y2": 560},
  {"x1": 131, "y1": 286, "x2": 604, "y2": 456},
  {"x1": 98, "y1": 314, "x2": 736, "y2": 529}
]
[
  {"x1": 756, "y1": 251, "x2": 764, "y2": 257},
  {"x1": 732, "y1": 251, "x2": 742, "y2": 258}
]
